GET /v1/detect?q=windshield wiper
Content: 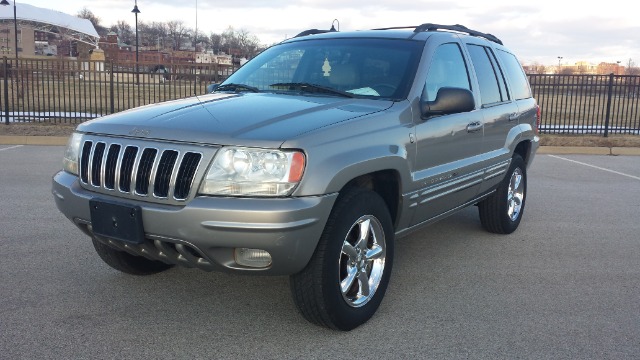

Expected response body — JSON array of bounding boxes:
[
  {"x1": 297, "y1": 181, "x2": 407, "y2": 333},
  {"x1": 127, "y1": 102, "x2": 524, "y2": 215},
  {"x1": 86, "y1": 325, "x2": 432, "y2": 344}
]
[
  {"x1": 270, "y1": 82, "x2": 355, "y2": 98},
  {"x1": 215, "y1": 83, "x2": 260, "y2": 93}
]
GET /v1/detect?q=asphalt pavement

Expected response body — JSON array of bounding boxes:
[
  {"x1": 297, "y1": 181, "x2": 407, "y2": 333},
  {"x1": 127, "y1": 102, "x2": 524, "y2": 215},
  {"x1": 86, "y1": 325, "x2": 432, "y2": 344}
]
[{"x1": 1, "y1": 145, "x2": 639, "y2": 360}]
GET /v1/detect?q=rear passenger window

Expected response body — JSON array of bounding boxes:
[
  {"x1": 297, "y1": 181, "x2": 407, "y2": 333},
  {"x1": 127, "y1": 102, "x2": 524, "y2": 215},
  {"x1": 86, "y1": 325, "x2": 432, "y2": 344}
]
[
  {"x1": 424, "y1": 43, "x2": 470, "y2": 102},
  {"x1": 467, "y1": 44, "x2": 508, "y2": 106},
  {"x1": 496, "y1": 49, "x2": 532, "y2": 100}
]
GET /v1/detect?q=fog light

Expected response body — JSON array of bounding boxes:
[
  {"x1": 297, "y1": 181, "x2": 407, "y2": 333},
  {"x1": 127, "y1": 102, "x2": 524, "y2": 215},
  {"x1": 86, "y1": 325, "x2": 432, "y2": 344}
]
[{"x1": 234, "y1": 248, "x2": 272, "y2": 268}]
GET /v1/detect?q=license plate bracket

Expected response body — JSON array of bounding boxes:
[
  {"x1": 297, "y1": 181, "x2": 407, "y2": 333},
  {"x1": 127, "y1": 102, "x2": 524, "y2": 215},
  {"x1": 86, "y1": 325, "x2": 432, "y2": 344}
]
[{"x1": 89, "y1": 199, "x2": 145, "y2": 244}]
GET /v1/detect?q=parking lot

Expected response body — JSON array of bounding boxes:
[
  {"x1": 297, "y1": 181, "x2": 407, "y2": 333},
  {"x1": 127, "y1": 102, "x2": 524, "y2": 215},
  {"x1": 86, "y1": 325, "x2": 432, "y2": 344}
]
[{"x1": 1, "y1": 145, "x2": 639, "y2": 359}]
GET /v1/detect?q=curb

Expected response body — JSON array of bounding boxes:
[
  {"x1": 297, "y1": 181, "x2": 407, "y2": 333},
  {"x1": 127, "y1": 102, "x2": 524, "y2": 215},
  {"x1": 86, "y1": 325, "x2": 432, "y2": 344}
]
[
  {"x1": 537, "y1": 146, "x2": 640, "y2": 156},
  {"x1": 2, "y1": 136, "x2": 640, "y2": 156}
]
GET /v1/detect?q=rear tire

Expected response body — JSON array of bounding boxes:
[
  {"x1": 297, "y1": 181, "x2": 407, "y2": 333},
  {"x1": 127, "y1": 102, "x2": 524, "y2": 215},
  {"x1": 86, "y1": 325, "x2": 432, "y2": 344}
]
[
  {"x1": 478, "y1": 155, "x2": 527, "y2": 234},
  {"x1": 290, "y1": 188, "x2": 394, "y2": 331},
  {"x1": 92, "y1": 238, "x2": 173, "y2": 275}
]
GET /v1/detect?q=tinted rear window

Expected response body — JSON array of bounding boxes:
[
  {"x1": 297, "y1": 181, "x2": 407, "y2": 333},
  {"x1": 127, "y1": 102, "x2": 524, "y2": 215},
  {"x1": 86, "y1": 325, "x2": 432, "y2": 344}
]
[{"x1": 496, "y1": 49, "x2": 532, "y2": 100}]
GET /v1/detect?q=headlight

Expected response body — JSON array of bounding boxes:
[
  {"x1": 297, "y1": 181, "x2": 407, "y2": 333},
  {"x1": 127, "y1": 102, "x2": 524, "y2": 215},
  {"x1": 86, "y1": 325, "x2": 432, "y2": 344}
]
[
  {"x1": 199, "y1": 147, "x2": 305, "y2": 197},
  {"x1": 62, "y1": 132, "x2": 82, "y2": 175}
]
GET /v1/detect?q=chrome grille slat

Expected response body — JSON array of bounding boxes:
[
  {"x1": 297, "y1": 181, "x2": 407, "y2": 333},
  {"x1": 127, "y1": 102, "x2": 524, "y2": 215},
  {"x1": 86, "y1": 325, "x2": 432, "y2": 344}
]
[
  {"x1": 80, "y1": 141, "x2": 92, "y2": 184},
  {"x1": 135, "y1": 148, "x2": 158, "y2": 196},
  {"x1": 91, "y1": 142, "x2": 106, "y2": 187},
  {"x1": 154, "y1": 150, "x2": 179, "y2": 198},
  {"x1": 104, "y1": 144, "x2": 121, "y2": 190},
  {"x1": 174, "y1": 152, "x2": 202, "y2": 200},
  {"x1": 78, "y1": 138, "x2": 210, "y2": 204},
  {"x1": 119, "y1": 146, "x2": 138, "y2": 193}
]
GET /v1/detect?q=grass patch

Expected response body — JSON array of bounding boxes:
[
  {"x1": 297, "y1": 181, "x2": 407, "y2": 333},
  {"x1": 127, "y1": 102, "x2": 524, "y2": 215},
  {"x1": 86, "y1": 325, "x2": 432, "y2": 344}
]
[{"x1": 0, "y1": 121, "x2": 77, "y2": 137}]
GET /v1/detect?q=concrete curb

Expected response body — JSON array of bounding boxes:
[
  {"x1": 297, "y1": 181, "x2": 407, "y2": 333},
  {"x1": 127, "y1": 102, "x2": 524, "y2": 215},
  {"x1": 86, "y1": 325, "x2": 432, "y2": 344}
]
[
  {"x1": 537, "y1": 146, "x2": 640, "y2": 156},
  {"x1": 2, "y1": 135, "x2": 640, "y2": 156}
]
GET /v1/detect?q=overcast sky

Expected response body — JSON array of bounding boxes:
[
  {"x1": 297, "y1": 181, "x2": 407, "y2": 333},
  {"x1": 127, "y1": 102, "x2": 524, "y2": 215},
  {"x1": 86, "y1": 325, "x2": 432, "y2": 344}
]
[{"x1": 19, "y1": 0, "x2": 640, "y2": 66}]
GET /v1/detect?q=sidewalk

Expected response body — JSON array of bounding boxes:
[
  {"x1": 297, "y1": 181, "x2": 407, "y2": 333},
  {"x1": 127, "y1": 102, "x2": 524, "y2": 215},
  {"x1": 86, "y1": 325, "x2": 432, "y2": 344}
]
[{"x1": 1, "y1": 135, "x2": 640, "y2": 155}]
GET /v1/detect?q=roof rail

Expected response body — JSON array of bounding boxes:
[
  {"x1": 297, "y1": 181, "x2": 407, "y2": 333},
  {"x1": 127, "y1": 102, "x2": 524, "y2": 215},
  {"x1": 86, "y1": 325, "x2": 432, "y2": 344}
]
[
  {"x1": 413, "y1": 23, "x2": 503, "y2": 45},
  {"x1": 294, "y1": 29, "x2": 335, "y2": 38}
]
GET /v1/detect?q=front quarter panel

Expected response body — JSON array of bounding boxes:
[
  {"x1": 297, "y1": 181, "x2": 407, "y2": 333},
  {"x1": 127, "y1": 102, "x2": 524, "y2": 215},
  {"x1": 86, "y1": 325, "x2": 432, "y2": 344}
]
[{"x1": 284, "y1": 103, "x2": 415, "y2": 196}]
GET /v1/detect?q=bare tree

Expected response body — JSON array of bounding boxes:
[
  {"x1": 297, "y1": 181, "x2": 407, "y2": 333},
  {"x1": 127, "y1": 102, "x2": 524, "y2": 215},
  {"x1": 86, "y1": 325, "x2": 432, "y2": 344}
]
[
  {"x1": 149, "y1": 22, "x2": 169, "y2": 50},
  {"x1": 209, "y1": 33, "x2": 222, "y2": 54},
  {"x1": 219, "y1": 27, "x2": 263, "y2": 58},
  {"x1": 110, "y1": 20, "x2": 134, "y2": 45},
  {"x1": 626, "y1": 58, "x2": 639, "y2": 75},
  {"x1": 77, "y1": 7, "x2": 107, "y2": 36},
  {"x1": 167, "y1": 20, "x2": 192, "y2": 51}
]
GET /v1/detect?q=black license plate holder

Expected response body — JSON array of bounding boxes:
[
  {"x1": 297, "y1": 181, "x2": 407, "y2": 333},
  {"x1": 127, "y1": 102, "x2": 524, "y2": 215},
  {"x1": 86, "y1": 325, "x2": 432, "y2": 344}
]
[{"x1": 89, "y1": 199, "x2": 145, "y2": 244}]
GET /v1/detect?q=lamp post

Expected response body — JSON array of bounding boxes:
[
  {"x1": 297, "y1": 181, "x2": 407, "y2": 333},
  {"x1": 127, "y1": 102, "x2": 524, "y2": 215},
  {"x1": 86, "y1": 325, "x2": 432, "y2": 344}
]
[
  {"x1": 194, "y1": 0, "x2": 198, "y2": 94},
  {"x1": 132, "y1": 1, "x2": 140, "y2": 84},
  {"x1": 616, "y1": 60, "x2": 621, "y2": 75},
  {"x1": 0, "y1": 0, "x2": 18, "y2": 63},
  {"x1": 1, "y1": 0, "x2": 16, "y2": 126},
  {"x1": 557, "y1": 56, "x2": 563, "y2": 73}
]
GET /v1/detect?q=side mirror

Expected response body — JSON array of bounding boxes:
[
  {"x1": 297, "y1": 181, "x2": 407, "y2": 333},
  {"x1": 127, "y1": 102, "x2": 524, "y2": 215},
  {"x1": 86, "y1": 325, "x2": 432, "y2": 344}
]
[
  {"x1": 207, "y1": 83, "x2": 220, "y2": 93},
  {"x1": 421, "y1": 87, "x2": 475, "y2": 118}
]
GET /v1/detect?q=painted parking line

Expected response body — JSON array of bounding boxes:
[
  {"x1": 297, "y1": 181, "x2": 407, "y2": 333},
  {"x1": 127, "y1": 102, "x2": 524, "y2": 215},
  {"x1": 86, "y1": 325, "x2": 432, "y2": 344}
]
[
  {"x1": 548, "y1": 155, "x2": 640, "y2": 181},
  {"x1": 0, "y1": 145, "x2": 23, "y2": 152}
]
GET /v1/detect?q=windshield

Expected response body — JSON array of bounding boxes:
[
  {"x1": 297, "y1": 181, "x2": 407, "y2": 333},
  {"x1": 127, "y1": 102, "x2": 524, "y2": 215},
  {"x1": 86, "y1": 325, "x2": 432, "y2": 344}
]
[{"x1": 221, "y1": 38, "x2": 423, "y2": 100}]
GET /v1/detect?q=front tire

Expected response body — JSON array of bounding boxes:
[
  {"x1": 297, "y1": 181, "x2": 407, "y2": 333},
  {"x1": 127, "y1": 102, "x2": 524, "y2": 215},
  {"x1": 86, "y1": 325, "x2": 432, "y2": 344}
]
[
  {"x1": 92, "y1": 237, "x2": 173, "y2": 275},
  {"x1": 290, "y1": 188, "x2": 394, "y2": 331},
  {"x1": 478, "y1": 154, "x2": 527, "y2": 234}
]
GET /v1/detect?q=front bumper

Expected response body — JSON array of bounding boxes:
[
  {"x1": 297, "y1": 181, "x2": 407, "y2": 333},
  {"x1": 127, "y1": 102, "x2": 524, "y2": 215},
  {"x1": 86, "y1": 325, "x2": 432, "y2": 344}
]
[{"x1": 52, "y1": 171, "x2": 337, "y2": 275}]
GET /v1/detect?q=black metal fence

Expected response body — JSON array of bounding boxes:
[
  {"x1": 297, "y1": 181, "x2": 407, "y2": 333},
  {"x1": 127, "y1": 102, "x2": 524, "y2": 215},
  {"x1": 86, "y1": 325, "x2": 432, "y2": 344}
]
[
  {"x1": 529, "y1": 74, "x2": 639, "y2": 135},
  {"x1": 1, "y1": 57, "x2": 639, "y2": 137},
  {"x1": 1, "y1": 57, "x2": 237, "y2": 125}
]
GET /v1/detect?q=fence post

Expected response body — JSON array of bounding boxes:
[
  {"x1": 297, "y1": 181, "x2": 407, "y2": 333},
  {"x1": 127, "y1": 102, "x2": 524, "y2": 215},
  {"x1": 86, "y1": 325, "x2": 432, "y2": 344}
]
[
  {"x1": 603, "y1": 73, "x2": 614, "y2": 138},
  {"x1": 3, "y1": 57, "x2": 8, "y2": 125},
  {"x1": 109, "y1": 62, "x2": 115, "y2": 114}
]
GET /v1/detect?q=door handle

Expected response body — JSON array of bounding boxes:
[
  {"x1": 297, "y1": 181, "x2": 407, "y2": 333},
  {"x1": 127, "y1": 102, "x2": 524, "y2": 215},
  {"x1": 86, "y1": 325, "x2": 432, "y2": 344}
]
[
  {"x1": 466, "y1": 121, "x2": 483, "y2": 133},
  {"x1": 509, "y1": 113, "x2": 520, "y2": 122}
]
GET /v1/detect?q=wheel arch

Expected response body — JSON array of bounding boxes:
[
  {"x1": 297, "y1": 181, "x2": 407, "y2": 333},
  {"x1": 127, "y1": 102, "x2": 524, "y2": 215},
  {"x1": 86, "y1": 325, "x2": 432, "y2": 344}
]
[
  {"x1": 514, "y1": 140, "x2": 531, "y2": 164},
  {"x1": 339, "y1": 170, "x2": 402, "y2": 228}
]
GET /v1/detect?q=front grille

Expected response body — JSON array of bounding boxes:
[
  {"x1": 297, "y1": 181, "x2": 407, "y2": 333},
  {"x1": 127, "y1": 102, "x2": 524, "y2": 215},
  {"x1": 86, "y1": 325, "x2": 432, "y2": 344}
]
[{"x1": 80, "y1": 139, "x2": 205, "y2": 202}]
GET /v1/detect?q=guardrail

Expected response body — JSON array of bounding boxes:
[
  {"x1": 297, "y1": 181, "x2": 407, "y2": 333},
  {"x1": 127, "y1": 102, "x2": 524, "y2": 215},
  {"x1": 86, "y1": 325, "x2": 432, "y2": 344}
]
[{"x1": 1, "y1": 57, "x2": 639, "y2": 137}]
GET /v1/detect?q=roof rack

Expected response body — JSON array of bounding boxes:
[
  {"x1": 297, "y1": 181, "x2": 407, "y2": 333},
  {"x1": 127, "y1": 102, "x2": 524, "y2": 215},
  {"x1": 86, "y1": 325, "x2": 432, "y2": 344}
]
[
  {"x1": 294, "y1": 29, "x2": 335, "y2": 38},
  {"x1": 413, "y1": 23, "x2": 503, "y2": 45}
]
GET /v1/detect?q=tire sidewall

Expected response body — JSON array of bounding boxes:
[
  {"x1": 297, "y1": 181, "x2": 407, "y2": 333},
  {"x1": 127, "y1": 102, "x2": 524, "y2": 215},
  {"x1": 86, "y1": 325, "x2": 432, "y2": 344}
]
[
  {"x1": 320, "y1": 189, "x2": 395, "y2": 330},
  {"x1": 499, "y1": 155, "x2": 527, "y2": 233}
]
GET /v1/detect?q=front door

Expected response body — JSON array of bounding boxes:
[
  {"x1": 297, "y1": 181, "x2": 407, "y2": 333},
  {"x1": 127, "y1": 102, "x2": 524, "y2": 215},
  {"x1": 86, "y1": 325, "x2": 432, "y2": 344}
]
[{"x1": 410, "y1": 41, "x2": 485, "y2": 226}]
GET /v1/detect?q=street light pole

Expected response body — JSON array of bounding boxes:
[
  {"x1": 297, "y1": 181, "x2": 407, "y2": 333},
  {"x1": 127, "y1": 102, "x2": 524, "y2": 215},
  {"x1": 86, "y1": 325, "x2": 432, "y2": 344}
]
[
  {"x1": 557, "y1": 56, "x2": 563, "y2": 72},
  {"x1": 132, "y1": 1, "x2": 140, "y2": 84},
  {"x1": 0, "y1": 0, "x2": 18, "y2": 63}
]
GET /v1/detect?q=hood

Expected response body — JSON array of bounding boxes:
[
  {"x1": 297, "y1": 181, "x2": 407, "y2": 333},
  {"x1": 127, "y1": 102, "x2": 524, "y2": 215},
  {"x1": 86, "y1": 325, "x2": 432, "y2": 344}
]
[{"x1": 77, "y1": 93, "x2": 393, "y2": 148}]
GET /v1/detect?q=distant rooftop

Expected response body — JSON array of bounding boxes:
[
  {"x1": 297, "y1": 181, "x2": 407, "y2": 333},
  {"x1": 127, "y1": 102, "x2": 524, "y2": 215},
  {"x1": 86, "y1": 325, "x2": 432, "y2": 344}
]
[{"x1": 0, "y1": 2, "x2": 99, "y2": 45}]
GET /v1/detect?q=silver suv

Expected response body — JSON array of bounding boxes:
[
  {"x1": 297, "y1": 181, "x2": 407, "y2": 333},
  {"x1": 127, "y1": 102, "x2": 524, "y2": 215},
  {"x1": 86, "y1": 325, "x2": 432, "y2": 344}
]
[{"x1": 52, "y1": 23, "x2": 540, "y2": 330}]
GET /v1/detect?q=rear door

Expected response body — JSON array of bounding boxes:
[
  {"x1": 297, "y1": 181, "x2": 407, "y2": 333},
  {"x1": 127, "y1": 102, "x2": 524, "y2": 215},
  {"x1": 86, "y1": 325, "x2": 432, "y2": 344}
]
[{"x1": 463, "y1": 39, "x2": 520, "y2": 193}]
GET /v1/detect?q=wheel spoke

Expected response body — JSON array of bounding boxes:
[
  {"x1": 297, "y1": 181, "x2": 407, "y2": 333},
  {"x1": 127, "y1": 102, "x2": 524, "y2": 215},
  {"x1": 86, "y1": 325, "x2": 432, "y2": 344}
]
[
  {"x1": 366, "y1": 244, "x2": 383, "y2": 260},
  {"x1": 513, "y1": 173, "x2": 522, "y2": 191},
  {"x1": 341, "y1": 266, "x2": 358, "y2": 294},
  {"x1": 357, "y1": 271, "x2": 370, "y2": 297},
  {"x1": 342, "y1": 241, "x2": 357, "y2": 261},
  {"x1": 355, "y1": 219, "x2": 371, "y2": 250}
]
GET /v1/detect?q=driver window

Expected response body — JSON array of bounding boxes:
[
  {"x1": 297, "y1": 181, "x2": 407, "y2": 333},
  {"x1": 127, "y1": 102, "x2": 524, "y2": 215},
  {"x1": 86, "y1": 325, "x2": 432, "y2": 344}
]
[{"x1": 424, "y1": 43, "x2": 470, "y2": 102}]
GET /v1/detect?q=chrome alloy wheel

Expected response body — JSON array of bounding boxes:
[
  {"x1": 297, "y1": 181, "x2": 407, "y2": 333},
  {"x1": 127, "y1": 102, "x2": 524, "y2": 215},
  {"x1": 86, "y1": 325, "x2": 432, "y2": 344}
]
[
  {"x1": 339, "y1": 215, "x2": 386, "y2": 308},
  {"x1": 507, "y1": 167, "x2": 525, "y2": 221}
]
